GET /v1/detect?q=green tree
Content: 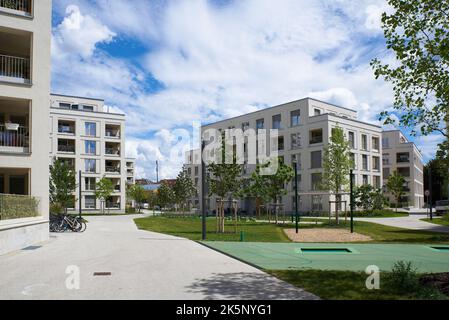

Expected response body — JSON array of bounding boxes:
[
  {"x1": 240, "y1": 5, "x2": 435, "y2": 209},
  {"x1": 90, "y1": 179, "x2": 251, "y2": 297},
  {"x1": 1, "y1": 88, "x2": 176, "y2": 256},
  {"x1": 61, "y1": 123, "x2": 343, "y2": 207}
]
[
  {"x1": 49, "y1": 158, "x2": 76, "y2": 214},
  {"x1": 173, "y1": 169, "x2": 197, "y2": 213},
  {"x1": 354, "y1": 185, "x2": 387, "y2": 212},
  {"x1": 95, "y1": 177, "x2": 114, "y2": 214},
  {"x1": 241, "y1": 166, "x2": 271, "y2": 218},
  {"x1": 387, "y1": 171, "x2": 406, "y2": 212},
  {"x1": 321, "y1": 127, "x2": 353, "y2": 224},
  {"x1": 371, "y1": 0, "x2": 449, "y2": 137},
  {"x1": 157, "y1": 181, "x2": 175, "y2": 210},
  {"x1": 127, "y1": 184, "x2": 147, "y2": 213}
]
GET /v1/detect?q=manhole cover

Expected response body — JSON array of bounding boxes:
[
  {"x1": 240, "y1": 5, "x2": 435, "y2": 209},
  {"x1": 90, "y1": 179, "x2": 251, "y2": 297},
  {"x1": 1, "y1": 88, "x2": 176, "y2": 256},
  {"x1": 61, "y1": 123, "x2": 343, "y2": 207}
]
[{"x1": 93, "y1": 272, "x2": 112, "y2": 276}]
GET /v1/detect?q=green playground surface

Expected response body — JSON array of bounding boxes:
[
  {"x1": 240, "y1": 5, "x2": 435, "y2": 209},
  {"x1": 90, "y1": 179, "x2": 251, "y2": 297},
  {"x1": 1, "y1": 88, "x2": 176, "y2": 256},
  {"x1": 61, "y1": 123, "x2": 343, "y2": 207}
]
[{"x1": 202, "y1": 242, "x2": 449, "y2": 273}]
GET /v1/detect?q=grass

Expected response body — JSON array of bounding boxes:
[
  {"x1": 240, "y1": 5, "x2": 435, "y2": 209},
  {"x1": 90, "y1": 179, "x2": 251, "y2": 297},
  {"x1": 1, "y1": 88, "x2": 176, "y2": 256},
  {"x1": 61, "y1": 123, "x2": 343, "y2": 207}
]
[
  {"x1": 134, "y1": 216, "x2": 449, "y2": 244},
  {"x1": 351, "y1": 210, "x2": 408, "y2": 218},
  {"x1": 267, "y1": 270, "x2": 447, "y2": 300},
  {"x1": 422, "y1": 218, "x2": 449, "y2": 227}
]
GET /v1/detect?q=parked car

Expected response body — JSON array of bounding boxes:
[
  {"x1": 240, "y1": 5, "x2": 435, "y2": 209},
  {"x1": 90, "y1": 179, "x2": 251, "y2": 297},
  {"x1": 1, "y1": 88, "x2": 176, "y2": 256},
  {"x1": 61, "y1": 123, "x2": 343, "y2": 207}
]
[{"x1": 436, "y1": 200, "x2": 449, "y2": 215}]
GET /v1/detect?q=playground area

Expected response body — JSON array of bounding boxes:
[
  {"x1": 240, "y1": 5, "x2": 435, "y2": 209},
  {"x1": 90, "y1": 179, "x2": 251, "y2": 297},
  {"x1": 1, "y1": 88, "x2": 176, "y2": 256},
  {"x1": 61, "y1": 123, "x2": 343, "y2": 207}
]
[{"x1": 202, "y1": 242, "x2": 449, "y2": 273}]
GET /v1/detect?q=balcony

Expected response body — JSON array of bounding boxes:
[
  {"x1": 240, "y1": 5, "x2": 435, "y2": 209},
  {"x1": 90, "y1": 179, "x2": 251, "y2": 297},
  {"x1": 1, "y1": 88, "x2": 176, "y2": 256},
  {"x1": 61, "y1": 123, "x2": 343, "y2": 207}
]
[
  {"x1": 58, "y1": 139, "x2": 75, "y2": 154},
  {"x1": 0, "y1": 0, "x2": 32, "y2": 16},
  {"x1": 105, "y1": 124, "x2": 121, "y2": 138},
  {"x1": 0, "y1": 125, "x2": 29, "y2": 153},
  {"x1": 0, "y1": 29, "x2": 32, "y2": 84},
  {"x1": 105, "y1": 160, "x2": 121, "y2": 175},
  {"x1": 105, "y1": 142, "x2": 121, "y2": 156},
  {"x1": 58, "y1": 121, "x2": 76, "y2": 135},
  {"x1": 0, "y1": 54, "x2": 30, "y2": 84},
  {"x1": 397, "y1": 152, "x2": 410, "y2": 163},
  {"x1": 106, "y1": 196, "x2": 121, "y2": 209},
  {"x1": 309, "y1": 129, "x2": 323, "y2": 145}
]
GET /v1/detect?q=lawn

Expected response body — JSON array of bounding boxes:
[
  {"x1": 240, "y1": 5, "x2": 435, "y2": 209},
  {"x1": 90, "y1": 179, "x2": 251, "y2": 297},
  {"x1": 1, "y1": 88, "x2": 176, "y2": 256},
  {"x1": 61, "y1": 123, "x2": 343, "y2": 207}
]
[
  {"x1": 268, "y1": 270, "x2": 447, "y2": 300},
  {"x1": 134, "y1": 216, "x2": 449, "y2": 244},
  {"x1": 422, "y1": 217, "x2": 449, "y2": 227}
]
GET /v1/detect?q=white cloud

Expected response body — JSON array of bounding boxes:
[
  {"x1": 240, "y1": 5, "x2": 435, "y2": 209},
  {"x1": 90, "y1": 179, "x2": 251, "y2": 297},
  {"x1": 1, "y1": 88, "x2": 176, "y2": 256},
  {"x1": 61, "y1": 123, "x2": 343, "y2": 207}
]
[{"x1": 51, "y1": 0, "x2": 444, "y2": 179}]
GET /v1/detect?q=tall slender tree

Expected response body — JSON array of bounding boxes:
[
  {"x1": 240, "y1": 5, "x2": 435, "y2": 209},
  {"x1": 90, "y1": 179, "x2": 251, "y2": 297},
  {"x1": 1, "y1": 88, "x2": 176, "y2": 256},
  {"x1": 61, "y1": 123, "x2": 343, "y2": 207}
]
[
  {"x1": 173, "y1": 169, "x2": 196, "y2": 213},
  {"x1": 127, "y1": 184, "x2": 147, "y2": 213},
  {"x1": 95, "y1": 177, "x2": 114, "y2": 214},
  {"x1": 386, "y1": 171, "x2": 406, "y2": 212},
  {"x1": 49, "y1": 158, "x2": 76, "y2": 214},
  {"x1": 321, "y1": 127, "x2": 353, "y2": 224}
]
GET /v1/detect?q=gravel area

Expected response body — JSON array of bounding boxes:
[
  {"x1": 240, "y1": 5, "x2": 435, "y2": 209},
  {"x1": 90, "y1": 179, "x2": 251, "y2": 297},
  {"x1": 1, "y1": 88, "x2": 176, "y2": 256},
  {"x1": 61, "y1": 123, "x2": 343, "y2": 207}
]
[{"x1": 284, "y1": 228, "x2": 373, "y2": 243}]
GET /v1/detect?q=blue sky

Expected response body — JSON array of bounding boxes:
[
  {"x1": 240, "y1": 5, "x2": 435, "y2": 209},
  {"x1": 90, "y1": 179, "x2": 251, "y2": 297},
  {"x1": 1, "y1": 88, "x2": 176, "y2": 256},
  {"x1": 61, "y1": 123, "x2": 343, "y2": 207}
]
[{"x1": 50, "y1": 0, "x2": 445, "y2": 180}]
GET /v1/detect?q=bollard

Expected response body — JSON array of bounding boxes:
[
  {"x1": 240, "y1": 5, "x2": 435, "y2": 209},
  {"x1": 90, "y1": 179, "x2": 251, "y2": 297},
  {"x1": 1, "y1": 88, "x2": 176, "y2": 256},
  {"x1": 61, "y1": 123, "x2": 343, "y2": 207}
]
[{"x1": 240, "y1": 231, "x2": 245, "y2": 242}]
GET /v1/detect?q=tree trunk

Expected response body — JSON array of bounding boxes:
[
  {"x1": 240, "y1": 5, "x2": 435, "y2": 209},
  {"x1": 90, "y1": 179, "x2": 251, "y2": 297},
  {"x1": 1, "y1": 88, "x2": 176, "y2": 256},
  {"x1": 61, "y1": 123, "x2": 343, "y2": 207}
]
[{"x1": 335, "y1": 194, "x2": 340, "y2": 225}]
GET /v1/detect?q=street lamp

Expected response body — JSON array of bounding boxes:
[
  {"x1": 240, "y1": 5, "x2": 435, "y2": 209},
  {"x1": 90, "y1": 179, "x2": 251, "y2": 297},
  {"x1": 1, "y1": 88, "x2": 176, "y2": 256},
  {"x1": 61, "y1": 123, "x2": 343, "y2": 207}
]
[
  {"x1": 350, "y1": 169, "x2": 354, "y2": 234},
  {"x1": 201, "y1": 141, "x2": 207, "y2": 240},
  {"x1": 293, "y1": 161, "x2": 299, "y2": 234},
  {"x1": 79, "y1": 170, "x2": 82, "y2": 219}
]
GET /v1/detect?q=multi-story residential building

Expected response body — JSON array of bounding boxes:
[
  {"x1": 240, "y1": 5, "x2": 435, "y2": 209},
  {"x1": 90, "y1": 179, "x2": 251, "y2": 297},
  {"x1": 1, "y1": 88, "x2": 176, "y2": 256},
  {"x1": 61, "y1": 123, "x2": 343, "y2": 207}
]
[
  {"x1": 187, "y1": 98, "x2": 384, "y2": 214},
  {"x1": 382, "y1": 130, "x2": 424, "y2": 208},
  {"x1": 126, "y1": 158, "x2": 136, "y2": 185},
  {"x1": 49, "y1": 94, "x2": 128, "y2": 213},
  {"x1": 185, "y1": 149, "x2": 201, "y2": 209},
  {"x1": 0, "y1": 0, "x2": 52, "y2": 255}
]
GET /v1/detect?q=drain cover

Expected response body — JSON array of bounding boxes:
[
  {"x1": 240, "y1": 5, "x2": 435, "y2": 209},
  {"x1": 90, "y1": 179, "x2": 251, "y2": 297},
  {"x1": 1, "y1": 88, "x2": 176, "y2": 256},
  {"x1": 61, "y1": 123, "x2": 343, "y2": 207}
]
[{"x1": 93, "y1": 272, "x2": 112, "y2": 276}]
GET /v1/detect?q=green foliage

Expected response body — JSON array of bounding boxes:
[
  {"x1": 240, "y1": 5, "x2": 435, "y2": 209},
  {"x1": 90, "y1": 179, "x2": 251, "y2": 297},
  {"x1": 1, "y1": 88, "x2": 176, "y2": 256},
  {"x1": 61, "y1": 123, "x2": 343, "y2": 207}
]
[
  {"x1": 207, "y1": 152, "x2": 243, "y2": 200},
  {"x1": 387, "y1": 171, "x2": 406, "y2": 211},
  {"x1": 50, "y1": 203, "x2": 64, "y2": 215},
  {"x1": 173, "y1": 169, "x2": 197, "y2": 212},
  {"x1": 95, "y1": 177, "x2": 114, "y2": 213},
  {"x1": 355, "y1": 185, "x2": 387, "y2": 212},
  {"x1": 0, "y1": 194, "x2": 40, "y2": 220},
  {"x1": 389, "y1": 261, "x2": 419, "y2": 293},
  {"x1": 322, "y1": 127, "x2": 353, "y2": 194},
  {"x1": 127, "y1": 184, "x2": 147, "y2": 212},
  {"x1": 157, "y1": 181, "x2": 175, "y2": 209},
  {"x1": 371, "y1": 0, "x2": 449, "y2": 137},
  {"x1": 49, "y1": 158, "x2": 76, "y2": 213}
]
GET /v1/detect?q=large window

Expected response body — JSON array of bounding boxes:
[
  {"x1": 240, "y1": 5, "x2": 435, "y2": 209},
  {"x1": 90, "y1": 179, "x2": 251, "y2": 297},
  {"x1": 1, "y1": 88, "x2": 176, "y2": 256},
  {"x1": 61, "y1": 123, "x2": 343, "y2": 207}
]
[
  {"x1": 361, "y1": 134, "x2": 368, "y2": 150},
  {"x1": 85, "y1": 122, "x2": 97, "y2": 137},
  {"x1": 85, "y1": 141, "x2": 96, "y2": 155},
  {"x1": 278, "y1": 136, "x2": 284, "y2": 151},
  {"x1": 362, "y1": 155, "x2": 369, "y2": 170},
  {"x1": 85, "y1": 159, "x2": 96, "y2": 173},
  {"x1": 311, "y1": 151, "x2": 322, "y2": 169},
  {"x1": 372, "y1": 137, "x2": 380, "y2": 151},
  {"x1": 291, "y1": 133, "x2": 301, "y2": 149},
  {"x1": 291, "y1": 154, "x2": 302, "y2": 170},
  {"x1": 309, "y1": 129, "x2": 323, "y2": 144},
  {"x1": 311, "y1": 173, "x2": 322, "y2": 190},
  {"x1": 374, "y1": 176, "x2": 381, "y2": 189},
  {"x1": 256, "y1": 119, "x2": 265, "y2": 130},
  {"x1": 373, "y1": 156, "x2": 380, "y2": 171},
  {"x1": 348, "y1": 131, "x2": 355, "y2": 149},
  {"x1": 350, "y1": 153, "x2": 356, "y2": 169},
  {"x1": 85, "y1": 196, "x2": 96, "y2": 209},
  {"x1": 398, "y1": 167, "x2": 411, "y2": 177},
  {"x1": 291, "y1": 110, "x2": 301, "y2": 127},
  {"x1": 85, "y1": 177, "x2": 96, "y2": 191},
  {"x1": 363, "y1": 175, "x2": 369, "y2": 185},
  {"x1": 312, "y1": 195, "x2": 323, "y2": 211},
  {"x1": 272, "y1": 115, "x2": 282, "y2": 130}
]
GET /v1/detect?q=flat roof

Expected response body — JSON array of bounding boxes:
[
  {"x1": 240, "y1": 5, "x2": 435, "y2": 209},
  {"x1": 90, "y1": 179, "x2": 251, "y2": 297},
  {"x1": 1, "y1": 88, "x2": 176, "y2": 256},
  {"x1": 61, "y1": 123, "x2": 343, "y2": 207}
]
[
  {"x1": 50, "y1": 107, "x2": 125, "y2": 117},
  {"x1": 51, "y1": 93, "x2": 104, "y2": 102},
  {"x1": 203, "y1": 97, "x2": 358, "y2": 127}
]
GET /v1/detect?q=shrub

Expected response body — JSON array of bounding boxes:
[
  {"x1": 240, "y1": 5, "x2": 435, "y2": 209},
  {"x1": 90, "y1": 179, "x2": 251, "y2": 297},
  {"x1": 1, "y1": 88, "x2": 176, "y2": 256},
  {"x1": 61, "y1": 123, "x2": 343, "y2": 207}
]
[
  {"x1": 50, "y1": 203, "x2": 64, "y2": 215},
  {"x1": 389, "y1": 261, "x2": 419, "y2": 293},
  {"x1": 0, "y1": 194, "x2": 40, "y2": 220}
]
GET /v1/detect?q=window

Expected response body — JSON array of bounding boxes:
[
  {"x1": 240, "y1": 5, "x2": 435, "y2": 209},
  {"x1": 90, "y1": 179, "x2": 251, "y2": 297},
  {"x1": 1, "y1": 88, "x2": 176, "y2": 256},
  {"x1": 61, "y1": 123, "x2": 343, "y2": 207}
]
[
  {"x1": 348, "y1": 132, "x2": 355, "y2": 149},
  {"x1": 372, "y1": 137, "x2": 380, "y2": 151},
  {"x1": 242, "y1": 122, "x2": 250, "y2": 131},
  {"x1": 291, "y1": 133, "x2": 301, "y2": 149},
  {"x1": 59, "y1": 103, "x2": 71, "y2": 109},
  {"x1": 383, "y1": 157, "x2": 390, "y2": 165},
  {"x1": 272, "y1": 115, "x2": 282, "y2": 130},
  {"x1": 361, "y1": 134, "x2": 368, "y2": 150},
  {"x1": 291, "y1": 110, "x2": 301, "y2": 127},
  {"x1": 312, "y1": 195, "x2": 323, "y2": 211},
  {"x1": 187, "y1": 168, "x2": 192, "y2": 175},
  {"x1": 362, "y1": 155, "x2": 369, "y2": 170},
  {"x1": 195, "y1": 167, "x2": 199, "y2": 176},
  {"x1": 85, "y1": 122, "x2": 96, "y2": 137},
  {"x1": 292, "y1": 196, "x2": 303, "y2": 210},
  {"x1": 83, "y1": 105, "x2": 94, "y2": 111},
  {"x1": 85, "y1": 159, "x2": 96, "y2": 173},
  {"x1": 85, "y1": 178, "x2": 96, "y2": 191},
  {"x1": 311, "y1": 173, "x2": 322, "y2": 191},
  {"x1": 291, "y1": 154, "x2": 302, "y2": 170},
  {"x1": 85, "y1": 141, "x2": 96, "y2": 155},
  {"x1": 363, "y1": 175, "x2": 369, "y2": 185},
  {"x1": 314, "y1": 109, "x2": 321, "y2": 116},
  {"x1": 278, "y1": 136, "x2": 284, "y2": 151},
  {"x1": 374, "y1": 176, "x2": 381, "y2": 189},
  {"x1": 311, "y1": 151, "x2": 322, "y2": 169},
  {"x1": 397, "y1": 152, "x2": 410, "y2": 163},
  {"x1": 373, "y1": 156, "x2": 380, "y2": 171},
  {"x1": 256, "y1": 119, "x2": 265, "y2": 130},
  {"x1": 292, "y1": 175, "x2": 302, "y2": 191},
  {"x1": 309, "y1": 129, "x2": 323, "y2": 144},
  {"x1": 383, "y1": 168, "x2": 390, "y2": 179},
  {"x1": 382, "y1": 137, "x2": 390, "y2": 149},
  {"x1": 398, "y1": 167, "x2": 410, "y2": 177},
  {"x1": 85, "y1": 196, "x2": 96, "y2": 209}
]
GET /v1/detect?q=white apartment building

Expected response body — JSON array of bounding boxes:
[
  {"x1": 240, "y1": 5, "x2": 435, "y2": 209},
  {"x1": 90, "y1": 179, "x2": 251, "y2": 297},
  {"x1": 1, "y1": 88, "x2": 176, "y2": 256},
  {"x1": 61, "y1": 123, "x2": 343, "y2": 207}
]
[
  {"x1": 50, "y1": 94, "x2": 128, "y2": 213},
  {"x1": 0, "y1": 0, "x2": 52, "y2": 255},
  {"x1": 186, "y1": 98, "x2": 383, "y2": 214},
  {"x1": 382, "y1": 130, "x2": 424, "y2": 208},
  {"x1": 126, "y1": 158, "x2": 136, "y2": 185}
]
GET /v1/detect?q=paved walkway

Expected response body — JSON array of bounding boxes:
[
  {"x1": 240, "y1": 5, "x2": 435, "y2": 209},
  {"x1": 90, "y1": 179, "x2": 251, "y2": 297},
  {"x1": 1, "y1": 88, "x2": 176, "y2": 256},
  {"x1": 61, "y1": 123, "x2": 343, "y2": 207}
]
[
  {"x1": 354, "y1": 214, "x2": 449, "y2": 234},
  {"x1": 0, "y1": 214, "x2": 317, "y2": 300}
]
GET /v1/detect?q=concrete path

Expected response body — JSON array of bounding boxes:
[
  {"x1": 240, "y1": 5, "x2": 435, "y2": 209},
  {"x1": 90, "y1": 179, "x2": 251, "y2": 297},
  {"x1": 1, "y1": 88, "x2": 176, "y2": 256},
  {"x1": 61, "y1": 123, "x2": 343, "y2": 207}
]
[
  {"x1": 355, "y1": 214, "x2": 449, "y2": 234},
  {"x1": 0, "y1": 214, "x2": 317, "y2": 300}
]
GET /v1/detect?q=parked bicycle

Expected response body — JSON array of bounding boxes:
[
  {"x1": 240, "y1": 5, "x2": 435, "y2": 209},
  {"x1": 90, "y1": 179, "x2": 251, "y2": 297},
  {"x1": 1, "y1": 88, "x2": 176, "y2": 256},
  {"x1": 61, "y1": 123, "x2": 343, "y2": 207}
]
[{"x1": 50, "y1": 214, "x2": 87, "y2": 233}]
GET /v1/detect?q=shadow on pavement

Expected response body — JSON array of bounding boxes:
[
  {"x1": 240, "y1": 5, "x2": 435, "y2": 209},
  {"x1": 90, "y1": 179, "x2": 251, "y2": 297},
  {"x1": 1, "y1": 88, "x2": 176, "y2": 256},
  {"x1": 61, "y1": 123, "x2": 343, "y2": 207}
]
[{"x1": 186, "y1": 272, "x2": 318, "y2": 300}]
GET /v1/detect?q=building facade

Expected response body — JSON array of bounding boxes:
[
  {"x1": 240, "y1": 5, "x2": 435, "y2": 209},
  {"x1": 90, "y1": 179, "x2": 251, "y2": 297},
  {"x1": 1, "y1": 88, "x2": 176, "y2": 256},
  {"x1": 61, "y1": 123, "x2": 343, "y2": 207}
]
[
  {"x1": 50, "y1": 94, "x2": 128, "y2": 213},
  {"x1": 0, "y1": 0, "x2": 52, "y2": 255},
  {"x1": 187, "y1": 98, "x2": 384, "y2": 215},
  {"x1": 126, "y1": 158, "x2": 136, "y2": 185},
  {"x1": 382, "y1": 130, "x2": 424, "y2": 208}
]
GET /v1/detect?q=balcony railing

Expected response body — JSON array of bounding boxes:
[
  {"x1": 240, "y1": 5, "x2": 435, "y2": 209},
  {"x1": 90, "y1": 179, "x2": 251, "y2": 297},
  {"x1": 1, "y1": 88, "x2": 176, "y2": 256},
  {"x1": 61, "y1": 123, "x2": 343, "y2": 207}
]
[
  {"x1": 58, "y1": 125, "x2": 75, "y2": 134},
  {"x1": 0, "y1": 125, "x2": 29, "y2": 149},
  {"x1": 0, "y1": 54, "x2": 30, "y2": 83},
  {"x1": 105, "y1": 130, "x2": 120, "y2": 138},
  {"x1": 58, "y1": 145, "x2": 75, "y2": 153},
  {"x1": 105, "y1": 166, "x2": 120, "y2": 173},
  {"x1": 0, "y1": 193, "x2": 40, "y2": 221},
  {"x1": 105, "y1": 148, "x2": 120, "y2": 156},
  {"x1": 0, "y1": 0, "x2": 32, "y2": 15},
  {"x1": 106, "y1": 202, "x2": 121, "y2": 209}
]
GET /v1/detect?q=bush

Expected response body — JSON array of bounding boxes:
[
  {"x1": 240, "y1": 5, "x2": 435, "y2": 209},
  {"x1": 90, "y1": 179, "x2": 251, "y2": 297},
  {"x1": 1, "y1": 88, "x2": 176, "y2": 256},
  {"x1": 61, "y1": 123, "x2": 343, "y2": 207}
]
[
  {"x1": 0, "y1": 195, "x2": 40, "y2": 220},
  {"x1": 50, "y1": 203, "x2": 64, "y2": 215},
  {"x1": 389, "y1": 261, "x2": 419, "y2": 293}
]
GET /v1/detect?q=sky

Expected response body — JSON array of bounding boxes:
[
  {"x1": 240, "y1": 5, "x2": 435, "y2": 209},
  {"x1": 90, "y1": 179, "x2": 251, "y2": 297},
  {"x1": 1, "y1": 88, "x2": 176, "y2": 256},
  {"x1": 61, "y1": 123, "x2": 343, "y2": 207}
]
[{"x1": 50, "y1": 0, "x2": 446, "y2": 180}]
